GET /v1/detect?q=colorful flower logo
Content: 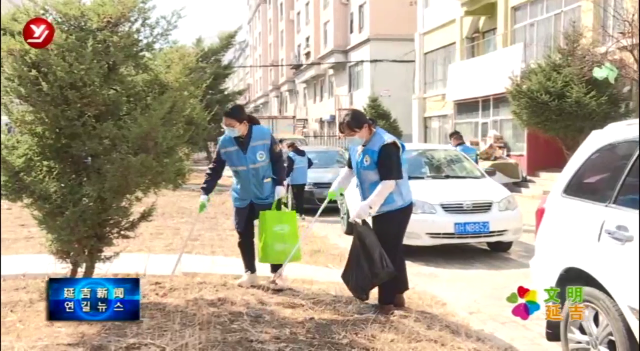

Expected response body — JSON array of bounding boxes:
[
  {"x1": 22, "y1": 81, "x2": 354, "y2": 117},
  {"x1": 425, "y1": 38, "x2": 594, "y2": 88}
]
[{"x1": 506, "y1": 286, "x2": 540, "y2": 320}]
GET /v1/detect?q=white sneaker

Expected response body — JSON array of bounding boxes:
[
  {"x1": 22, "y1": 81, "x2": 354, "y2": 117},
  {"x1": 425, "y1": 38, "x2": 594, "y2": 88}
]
[
  {"x1": 236, "y1": 272, "x2": 259, "y2": 288},
  {"x1": 269, "y1": 274, "x2": 288, "y2": 291}
]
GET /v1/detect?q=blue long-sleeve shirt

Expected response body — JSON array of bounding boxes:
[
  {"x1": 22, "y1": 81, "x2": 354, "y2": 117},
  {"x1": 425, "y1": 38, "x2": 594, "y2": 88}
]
[{"x1": 200, "y1": 125, "x2": 286, "y2": 196}]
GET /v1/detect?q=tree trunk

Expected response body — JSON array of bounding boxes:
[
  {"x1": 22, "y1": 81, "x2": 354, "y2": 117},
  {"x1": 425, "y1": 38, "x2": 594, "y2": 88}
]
[
  {"x1": 205, "y1": 146, "x2": 213, "y2": 163},
  {"x1": 69, "y1": 259, "x2": 80, "y2": 278},
  {"x1": 82, "y1": 251, "x2": 98, "y2": 278}
]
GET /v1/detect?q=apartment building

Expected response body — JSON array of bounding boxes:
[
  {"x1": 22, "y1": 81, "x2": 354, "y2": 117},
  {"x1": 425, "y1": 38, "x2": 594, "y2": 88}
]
[
  {"x1": 412, "y1": 0, "x2": 627, "y2": 175},
  {"x1": 226, "y1": 37, "x2": 251, "y2": 104},
  {"x1": 291, "y1": 0, "x2": 417, "y2": 140}
]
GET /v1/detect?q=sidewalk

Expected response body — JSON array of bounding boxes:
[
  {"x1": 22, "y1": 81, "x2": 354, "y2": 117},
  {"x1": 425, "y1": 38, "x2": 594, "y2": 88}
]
[{"x1": 0, "y1": 253, "x2": 342, "y2": 282}]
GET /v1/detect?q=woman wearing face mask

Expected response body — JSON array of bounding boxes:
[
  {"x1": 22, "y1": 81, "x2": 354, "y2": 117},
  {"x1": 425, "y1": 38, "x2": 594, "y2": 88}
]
[
  {"x1": 328, "y1": 109, "x2": 413, "y2": 315},
  {"x1": 199, "y1": 104, "x2": 288, "y2": 290}
]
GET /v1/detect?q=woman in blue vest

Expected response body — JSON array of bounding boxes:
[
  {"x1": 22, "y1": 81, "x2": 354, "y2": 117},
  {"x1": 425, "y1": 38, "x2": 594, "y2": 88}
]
[
  {"x1": 199, "y1": 105, "x2": 288, "y2": 290},
  {"x1": 285, "y1": 141, "x2": 313, "y2": 219},
  {"x1": 328, "y1": 109, "x2": 413, "y2": 315}
]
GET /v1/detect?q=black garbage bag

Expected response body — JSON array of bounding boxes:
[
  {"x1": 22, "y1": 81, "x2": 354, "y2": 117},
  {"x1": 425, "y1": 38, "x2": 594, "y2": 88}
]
[{"x1": 341, "y1": 221, "x2": 396, "y2": 301}]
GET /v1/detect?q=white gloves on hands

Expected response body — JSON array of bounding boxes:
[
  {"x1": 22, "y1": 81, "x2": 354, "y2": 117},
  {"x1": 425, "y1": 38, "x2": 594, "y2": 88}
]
[
  {"x1": 350, "y1": 202, "x2": 372, "y2": 222},
  {"x1": 275, "y1": 186, "x2": 286, "y2": 199}
]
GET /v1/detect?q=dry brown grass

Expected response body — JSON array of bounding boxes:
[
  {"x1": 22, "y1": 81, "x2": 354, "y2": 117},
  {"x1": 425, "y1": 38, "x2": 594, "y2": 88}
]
[
  {"x1": 1, "y1": 184, "x2": 346, "y2": 269},
  {"x1": 1, "y1": 276, "x2": 515, "y2": 351}
]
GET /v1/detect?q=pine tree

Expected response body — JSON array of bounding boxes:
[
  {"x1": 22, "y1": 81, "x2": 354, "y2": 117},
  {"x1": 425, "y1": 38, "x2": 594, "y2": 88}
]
[
  {"x1": 507, "y1": 28, "x2": 632, "y2": 156},
  {"x1": 363, "y1": 96, "x2": 403, "y2": 139},
  {"x1": 1, "y1": 0, "x2": 208, "y2": 277}
]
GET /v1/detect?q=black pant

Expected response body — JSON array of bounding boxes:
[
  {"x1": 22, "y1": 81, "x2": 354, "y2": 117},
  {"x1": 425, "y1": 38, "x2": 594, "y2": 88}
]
[
  {"x1": 289, "y1": 184, "x2": 306, "y2": 214},
  {"x1": 235, "y1": 202, "x2": 283, "y2": 274},
  {"x1": 368, "y1": 203, "x2": 412, "y2": 306}
]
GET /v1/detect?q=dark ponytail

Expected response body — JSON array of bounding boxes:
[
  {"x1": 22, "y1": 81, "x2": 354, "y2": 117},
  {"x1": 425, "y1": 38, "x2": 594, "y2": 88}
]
[
  {"x1": 246, "y1": 114, "x2": 261, "y2": 125},
  {"x1": 338, "y1": 108, "x2": 374, "y2": 134},
  {"x1": 223, "y1": 104, "x2": 261, "y2": 125}
]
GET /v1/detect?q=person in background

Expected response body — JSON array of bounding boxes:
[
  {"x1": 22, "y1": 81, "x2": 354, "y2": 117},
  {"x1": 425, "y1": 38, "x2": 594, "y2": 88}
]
[
  {"x1": 199, "y1": 104, "x2": 288, "y2": 290},
  {"x1": 449, "y1": 130, "x2": 479, "y2": 164},
  {"x1": 328, "y1": 109, "x2": 413, "y2": 315},
  {"x1": 285, "y1": 141, "x2": 313, "y2": 219}
]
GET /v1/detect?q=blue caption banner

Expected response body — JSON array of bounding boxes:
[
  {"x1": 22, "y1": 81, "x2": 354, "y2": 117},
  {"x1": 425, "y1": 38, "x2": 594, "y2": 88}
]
[{"x1": 47, "y1": 278, "x2": 141, "y2": 321}]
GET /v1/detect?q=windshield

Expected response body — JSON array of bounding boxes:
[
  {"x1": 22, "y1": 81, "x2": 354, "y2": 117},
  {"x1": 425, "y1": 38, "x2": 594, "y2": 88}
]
[
  {"x1": 404, "y1": 149, "x2": 485, "y2": 179},
  {"x1": 306, "y1": 150, "x2": 348, "y2": 169}
]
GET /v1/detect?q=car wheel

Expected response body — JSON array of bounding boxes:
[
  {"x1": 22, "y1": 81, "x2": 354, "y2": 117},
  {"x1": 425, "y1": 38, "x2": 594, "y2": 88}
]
[
  {"x1": 486, "y1": 241, "x2": 513, "y2": 252},
  {"x1": 338, "y1": 195, "x2": 353, "y2": 235},
  {"x1": 560, "y1": 287, "x2": 638, "y2": 351}
]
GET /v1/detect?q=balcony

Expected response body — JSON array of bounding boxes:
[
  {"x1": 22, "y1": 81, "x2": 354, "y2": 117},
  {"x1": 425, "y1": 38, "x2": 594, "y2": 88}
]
[
  {"x1": 290, "y1": 52, "x2": 303, "y2": 70},
  {"x1": 446, "y1": 41, "x2": 524, "y2": 101}
]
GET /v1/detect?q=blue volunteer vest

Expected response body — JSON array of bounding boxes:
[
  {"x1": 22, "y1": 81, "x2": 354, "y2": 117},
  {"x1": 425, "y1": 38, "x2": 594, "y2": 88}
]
[
  {"x1": 348, "y1": 128, "x2": 413, "y2": 215},
  {"x1": 288, "y1": 152, "x2": 309, "y2": 185},
  {"x1": 218, "y1": 125, "x2": 275, "y2": 207},
  {"x1": 457, "y1": 144, "x2": 479, "y2": 164}
]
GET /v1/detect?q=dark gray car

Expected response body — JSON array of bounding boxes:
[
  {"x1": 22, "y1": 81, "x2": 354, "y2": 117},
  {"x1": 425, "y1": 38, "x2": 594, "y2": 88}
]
[{"x1": 295, "y1": 146, "x2": 348, "y2": 209}]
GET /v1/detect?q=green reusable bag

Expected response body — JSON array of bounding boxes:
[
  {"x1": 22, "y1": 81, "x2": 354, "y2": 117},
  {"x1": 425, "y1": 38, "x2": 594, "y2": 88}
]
[{"x1": 258, "y1": 202, "x2": 301, "y2": 264}]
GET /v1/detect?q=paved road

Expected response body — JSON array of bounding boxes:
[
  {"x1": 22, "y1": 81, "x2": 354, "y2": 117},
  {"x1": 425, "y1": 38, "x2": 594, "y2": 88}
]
[{"x1": 308, "y1": 198, "x2": 559, "y2": 351}]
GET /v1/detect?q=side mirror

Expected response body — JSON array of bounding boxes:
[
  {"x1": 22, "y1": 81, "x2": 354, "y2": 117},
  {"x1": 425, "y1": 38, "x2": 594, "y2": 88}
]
[{"x1": 484, "y1": 167, "x2": 497, "y2": 177}]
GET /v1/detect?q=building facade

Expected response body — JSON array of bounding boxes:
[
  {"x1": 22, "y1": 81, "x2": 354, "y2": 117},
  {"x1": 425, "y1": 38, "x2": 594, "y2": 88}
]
[
  {"x1": 411, "y1": 0, "x2": 626, "y2": 175},
  {"x1": 291, "y1": 0, "x2": 417, "y2": 140},
  {"x1": 235, "y1": 0, "x2": 417, "y2": 140},
  {"x1": 226, "y1": 36, "x2": 251, "y2": 105}
]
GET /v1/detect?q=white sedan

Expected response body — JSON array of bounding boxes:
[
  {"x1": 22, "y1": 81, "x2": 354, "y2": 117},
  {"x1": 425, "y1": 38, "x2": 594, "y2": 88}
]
[{"x1": 338, "y1": 143, "x2": 523, "y2": 252}]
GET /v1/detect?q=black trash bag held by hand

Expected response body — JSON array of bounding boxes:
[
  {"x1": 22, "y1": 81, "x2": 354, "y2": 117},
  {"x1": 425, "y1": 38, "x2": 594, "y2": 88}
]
[{"x1": 341, "y1": 221, "x2": 396, "y2": 301}]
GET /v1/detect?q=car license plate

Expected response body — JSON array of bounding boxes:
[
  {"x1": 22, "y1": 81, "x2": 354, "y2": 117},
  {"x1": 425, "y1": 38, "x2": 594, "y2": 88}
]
[{"x1": 454, "y1": 222, "x2": 490, "y2": 235}]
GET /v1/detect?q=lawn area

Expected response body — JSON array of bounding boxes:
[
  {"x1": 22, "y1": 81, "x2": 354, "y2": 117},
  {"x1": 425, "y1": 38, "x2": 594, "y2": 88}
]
[
  {"x1": 1, "y1": 276, "x2": 515, "y2": 350},
  {"x1": 1, "y1": 172, "x2": 347, "y2": 270}
]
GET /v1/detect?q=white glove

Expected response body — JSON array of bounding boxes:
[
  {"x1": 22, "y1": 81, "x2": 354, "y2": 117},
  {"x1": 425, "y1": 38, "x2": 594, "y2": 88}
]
[
  {"x1": 329, "y1": 168, "x2": 355, "y2": 194},
  {"x1": 350, "y1": 202, "x2": 372, "y2": 222},
  {"x1": 275, "y1": 186, "x2": 286, "y2": 199}
]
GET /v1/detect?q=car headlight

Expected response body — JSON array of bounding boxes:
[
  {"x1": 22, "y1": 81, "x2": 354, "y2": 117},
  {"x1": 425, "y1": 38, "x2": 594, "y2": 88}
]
[
  {"x1": 413, "y1": 200, "x2": 437, "y2": 214},
  {"x1": 498, "y1": 195, "x2": 518, "y2": 211}
]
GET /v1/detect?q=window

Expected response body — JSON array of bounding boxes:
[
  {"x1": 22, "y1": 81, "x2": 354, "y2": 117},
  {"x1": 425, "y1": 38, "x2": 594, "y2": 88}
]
[
  {"x1": 323, "y1": 0, "x2": 330, "y2": 9},
  {"x1": 268, "y1": 0, "x2": 271, "y2": 8},
  {"x1": 313, "y1": 81, "x2": 317, "y2": 103},
  {"x1": 305, "y1": 2, "x2": 310, "y2": 25},
  {"x1": 319, "y1": 78, "x2": 325, "y2": 101},
  {"x1": 280, "y1": 30, "x2": 284, "y2": 48},
  {"x1": 305, "y1": 36, "x2": 310, "y2": 48},
  {"x1": 280, "y1": 59, "x2": 285, "y2": 76},
  {"x1": 303, "y1": 87, "x2": 308, "y2": 106},
  {"x1": 296, "y1": 44, "x2": 301, "y2": 60},
  {"x1": 465, "y1": 36, "x2": 479, "y2": 59},
  {"x1": 328, "y1": 75, "x2": 335, "y2": 98},
  {"x1": 349, "y1": 12, "x2": 354, "y2": 34},
  {"x1": 614, "y1": 157, "x2": 639, "y2": 210},
  {"x1": 323, "y1": 21, "x2": 330, "y2": 48},
  {"x1": 453, "y1": 95, "x2": 526, "y2": 153},
  {"x1": 511, "y1": 0, "x2": 582, "y2": 64},
  {"x1": 601, "y1": 0, "x2": 624, "y2": 45},
  {"x1": 424, "y1": 115, "x2": 453, "y2": 145},
  {"x1": 424, "y1": 44, "x2": 455, "y2": 94},
  {"x1": 358, "y1": 3, "x2": 366, "y2": 32},
  {"x1": 424, "y1": 0, "x2": 430, "y2": 8},
  {"x1": 482, "y1": 29, "x2": 497, "y2": 55},
  {"x1": 348, "y1": 62, "x2": 364, "y2": 92},
  {"x1": 269, "y1": 43, "x2": 273, "y2": 60},
  {"x1": 269, "y1": 19, "x2": 272, "y2": 34},
  {"x1": 269, "y1": 68, "x2": 274, "y2": 82},
  {"x1": 563, "y1": 141, "x2": 639, "y2": 204},
  {"x1": 279, "y1": 2, "x2": 284, "y2": 20},
  {"x1": 296, "y1": 12, "x2": 301, "y2": 32}
]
